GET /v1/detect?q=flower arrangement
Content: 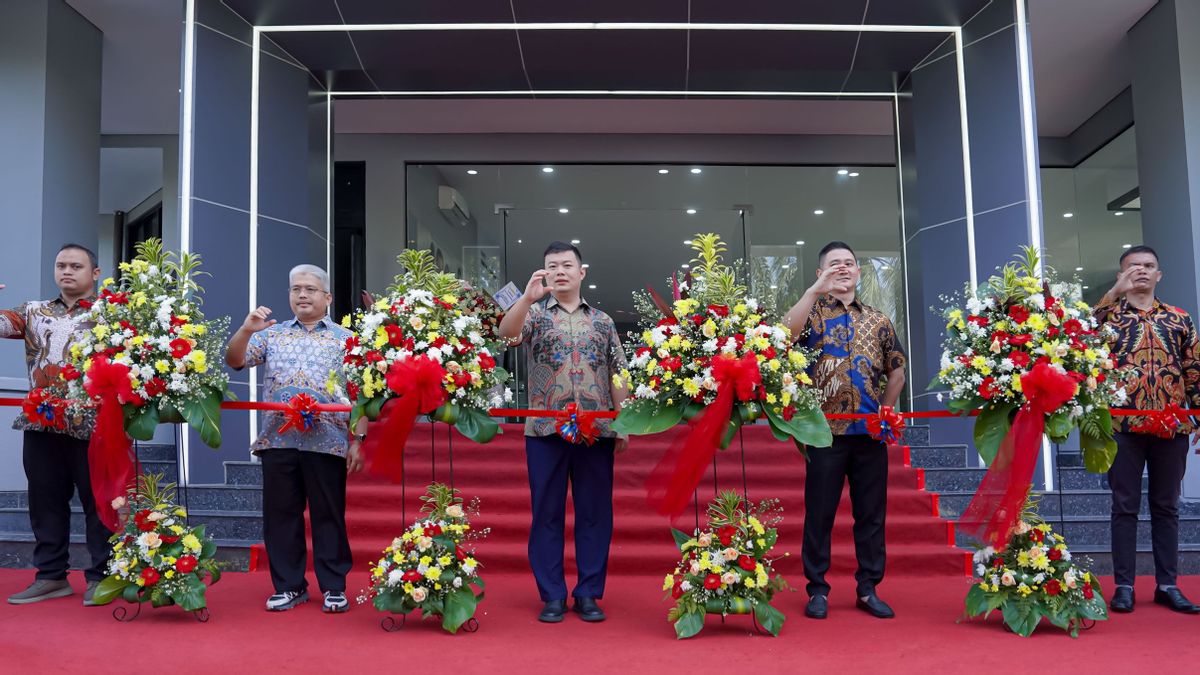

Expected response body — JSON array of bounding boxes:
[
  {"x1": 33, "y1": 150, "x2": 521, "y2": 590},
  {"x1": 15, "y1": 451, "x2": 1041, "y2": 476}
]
[
  {"x1": 664, "y1": 491, "x2": 789, "y2": 638},
  {"x1": 365, "y1": 483, "x2": 487, "y2": 634},
  {"x1": 935, "y1": 247, "x2": 1122, "y2": 472},
  {"x1": 341, "y1": 250, "x2": 510, "y2": 447},
  {"x1": 964, "y1": 500, "x2": 1107, "y2": 637},
  {"x1": 64, "y1": 238, "x2": 230, "y2": 447},
  {"x1": 91, "y1": 473, "x2": 222, "y2": 612}
]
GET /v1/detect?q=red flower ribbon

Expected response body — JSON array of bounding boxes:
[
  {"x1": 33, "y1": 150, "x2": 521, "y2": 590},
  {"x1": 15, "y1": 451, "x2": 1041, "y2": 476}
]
[
  {"x1": 959, "y1": 362, "x2": 1078, "y2": 550},
  {"x1": 867, "y1": 406, "x2": 906, "y2": 445},
  {"x1": 83, "y1": 355, "x2": 136, "y2": 531},
  {"x1": 1130, "y1": 403, "x2": 1186, "y2": 439},
  {"x1": 361, "y1": 356, "x2": 448, "y2": 482},
  {"x1": 647, "y1": 352, "x2": 762, "y2": 519},
  {"x1": 556, "y1": 402, "x2": 599, "y2": 446},
  {"x1": 277, "y1": 393, "x2": 319, "y2": 434},
  {"x1": 22, "y1": 388, "x2": 67, "y2": 430}
]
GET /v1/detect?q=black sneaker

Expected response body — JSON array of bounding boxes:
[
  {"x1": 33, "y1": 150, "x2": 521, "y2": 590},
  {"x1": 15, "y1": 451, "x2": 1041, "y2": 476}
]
[
  {"x1": 265, "y1": 590, "x2": 309, "y2": 611},
  {"x1": 323, "y1": 591, "x2": 349, "y2": 613}
]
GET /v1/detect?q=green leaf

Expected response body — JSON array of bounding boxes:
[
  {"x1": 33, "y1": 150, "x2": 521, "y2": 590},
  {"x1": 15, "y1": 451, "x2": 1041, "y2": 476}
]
[
  {"x1": 373, "y1": 591, "x2": 408, "y2": 614},
  {"x1": 180, "y1": 387, "x2": 223, "y2": 448},
  {"x1": 174, "y1": 578, "x2": 207, "y2": 612},
  {"x1": 1045, "y1": 411, "x2": 1073, "y2": 444},
  {"x1": 349, "y1": 402, "x2": 366, "y2": 429},
  {"x1": 947, "y1": 395, "x2": 985, "y2": 416},
  {"x1": 671, "y1": 528, "x2": 693, "y2": 551},
  {"x1": 125, "y1": 405, "x2": 159, "y2": 441},
  {"x1": 612, "y1": 400, "x2": 684, "y2": 436},
  {"x1": 1079, "y1": 408, "x2": 1117, "y2": 474},
  {"x1": 719, "y1": 417, "x2": 741, "y2": 450},
  {"x1": 764, "y1": 404, "x2": 832, "y2": 448},
  {"x1": 122, "y1": 584, "x2": 142, "y2": 603},
  {"x1": 974, "y1": 402, "x2": 1016, "y2": 466},
  {"x1": 441, "y1": 588, "x2": 479, "y2": 633},
  {"x1": 753, "y1": 602, "x2": 786, "y2": 637},
  {"x1": 964, "y1": 584, "x2": 987, "y2": 616},
  {"x1": 454, "y1": 406, "x2": 501, "y2": 444},
  {"x1": 364, "y1": 396, "x2": 386, "y2": 422},
  {"x1": 92, "y1": 576, "x2": 129, "y2": 606},
  {"x1": 674, "y1": 609, "x2": 705, "y2": 639},
  {"x1": 1001, "y1": 598, "x2": 1042, "y2": 637}
]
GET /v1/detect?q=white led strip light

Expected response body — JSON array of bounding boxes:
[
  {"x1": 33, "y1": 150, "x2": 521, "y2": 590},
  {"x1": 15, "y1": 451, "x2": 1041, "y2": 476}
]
[{"x1": 177, "y1": 0, "x2": 197, "y2": 484}]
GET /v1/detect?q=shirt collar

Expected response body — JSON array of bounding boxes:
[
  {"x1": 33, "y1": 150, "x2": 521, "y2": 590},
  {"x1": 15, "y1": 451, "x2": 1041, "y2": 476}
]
[
  {"x1": 1118, "y1": 296, "x2": 1164, "y2": 315},
  {"x1": 53, "y1": 293, "x2": 97, "y2": 311},
  {"x1": 284, "y1": 316, "x2": 334, "y2": 331},
  {"x1": 819, "y1": 294, "x2": 863, "y2": 312},
  {"x1": 546, "y1": 295, "x2": 591, "y2": 312}
]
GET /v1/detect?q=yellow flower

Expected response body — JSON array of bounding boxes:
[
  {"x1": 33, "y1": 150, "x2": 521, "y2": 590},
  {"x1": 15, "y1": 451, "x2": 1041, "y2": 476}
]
[
  {"x1": 93, "y1": 325, "x2": 110, "y2": 340},
  {"x1": 189, "y1": 350, "x2": 208, "y2": 374},
  {"x1": 1011, "y1": 374, "x2": 1023, "y2": 393},
  {"x1": 702, "y1": 320, "x2": 717, "y2": 339},
  {"x1": 164, "y1": 570, "x2": 175, "y2": 579},
  {"x1": 155, "y1": 360, "x2": 170, "y2": 374},
  {"x1": 135, "y1": 577, "x2": 145, "y2": 587},
  {"x1": 102, "y1": 277, "x2": 115, "y2": 287},
  {"x1": 673, "y1": 298, "x2": 698, "y2": 316},
  {"x1": 765, "y1": 393, "x2": 777, "y2": 405},
  {"x1": 788, "y1": 351, "x2": 808, "y2": 368},
  {"x1": 767, "y1": 359, "x2": 781, "y2": 372},
  {"x1": 426, "y1": 567, "x2": 443, "y2": 581},
  {"x1": 748, "y1": 516, "x2": 765, "y2": 535},
  {"x1": 441, "y1": 294, "x2": 458, "y2": 306},
  {"x1": 744, "y1": 577, "x2": 756, "y2": 588},
  {"x1": 682, "y1": 380, "x2": 700, "y2": 397},
  {"x1": 181, "y1": 534, "x2": 201, "y2": 552},
  {"x1": 438, "y1": 555, "x2": 452, "y2": 566},
  {"x1": 373, "y1": 327, "x2": 388, "y2": 349},
  {"x1": 799, "y1": 373, "x2": 813, "y2": 386},
  {"x1": 662, "y1": 574, "x2": 674, "y2": 591},
  {"x1": 1025, "y1": 314, "x2": 1047, "y2": 331}
]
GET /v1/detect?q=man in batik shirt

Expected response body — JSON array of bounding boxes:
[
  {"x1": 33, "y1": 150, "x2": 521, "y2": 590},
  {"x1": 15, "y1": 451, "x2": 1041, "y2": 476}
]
[
  {"x1": 3, "y1": 244, "x2": 110, "y2": 606},
  {"x1": 498, "y1": 241, "x2": 628, "y2": 624},
  {"x1": 226, "y1": 264, "x2": 361, "y2": 614},
  {"x1": 784, "y1": 241, "x2": 907, "y2": 621},
  {"x1": 1094, "y1": 245, "x2": 1200, "y2": 614}
]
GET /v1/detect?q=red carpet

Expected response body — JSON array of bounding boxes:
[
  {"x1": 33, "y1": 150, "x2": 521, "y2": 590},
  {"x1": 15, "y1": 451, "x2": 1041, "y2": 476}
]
[{"x1": 2, "y1": 570, "x2": 1199, "y2": 673}]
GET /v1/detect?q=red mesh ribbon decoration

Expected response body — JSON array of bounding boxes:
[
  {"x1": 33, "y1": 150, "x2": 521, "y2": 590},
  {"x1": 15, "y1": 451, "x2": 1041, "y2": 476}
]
[
  {"x1": 867, "y1": 405, "x2": 905, "y2": 445},
  {"x1": 959, "y1": 362, "x2": 1079, "y2": 549},
  {"x1": 647, "y1": 353, "x2": 761, "y2": 519},
  {"x1": 1130, "y1": 403, "x2": 1185, "y2": 439},
  {"x1": 361, "y1": 356, "x2": 448, "y2": 482},
  {"x1": 22, "y1": 388, "x2": 67, "y2": 430},
  {"x1": 83, "y1": 355, "x2": 136, "y2": 531},
  {"x1": 556, "y1": 402, "x2": 599, "y2": 446},
  {"x1": 277, "y1": 393, "x2": 319, "y2": 434}
]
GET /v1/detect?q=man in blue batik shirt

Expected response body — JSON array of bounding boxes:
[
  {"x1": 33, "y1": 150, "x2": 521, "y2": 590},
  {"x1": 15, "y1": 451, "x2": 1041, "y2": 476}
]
[{"x1": 226, "y1": 264, "x2": 362, "y2": 614}]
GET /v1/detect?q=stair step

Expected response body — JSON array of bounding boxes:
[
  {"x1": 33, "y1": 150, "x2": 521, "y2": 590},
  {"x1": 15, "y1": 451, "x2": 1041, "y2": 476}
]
[
  {"x1": 936, "y1": 491, "x2": 1200, "y2": 519},
  {"x1": 954, "y1": 515, "x2": 1200, "y2": 548},
  {"x1": 920, "y1": 466, "x2": 1136, "y2": 493}
]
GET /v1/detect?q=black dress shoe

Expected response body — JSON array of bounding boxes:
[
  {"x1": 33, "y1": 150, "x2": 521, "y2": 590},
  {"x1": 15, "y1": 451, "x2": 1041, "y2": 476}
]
[
  {"x1": 1154, "y1": 587, "x2": 1200, "y2": 614},
  {"x1": 1110, "y1": 586, "x2": 1134, "y2": 613},
  {"x1": 856, "y1": 593, "x2": 895, "y2": 619},
  {"x1": 805, "y1": 595, "x2": 828, "y2": 619},
  {"x1": 572, "y1": 597, "x2": 606, "y2": 622},
  {"x1": 538, "y1": 599, "x2": 566, "y2": 623}
]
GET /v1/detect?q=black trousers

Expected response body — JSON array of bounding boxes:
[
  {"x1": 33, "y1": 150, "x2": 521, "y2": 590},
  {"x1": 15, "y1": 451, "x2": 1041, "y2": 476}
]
[
  {"x1": 23, "y1": 430, "x2": 113, "y2": 582},
  {"x1": 802, "y1": 434, "x2": 888, "y2": 598},
  {"x1": 260, "y1": 449, "x2": 351, "y2": 594},
  {"x1": 1109, "y1": 432, "x2": 1189, "y2": 587}
]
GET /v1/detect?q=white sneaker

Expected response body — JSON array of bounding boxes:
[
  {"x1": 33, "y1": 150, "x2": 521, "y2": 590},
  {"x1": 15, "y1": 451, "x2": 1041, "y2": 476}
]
[
  {"x1": 265, "y1": 590, "x2": 309, "y2": 611},
  {"x1": 323, "y1": 591, "x2": 349, "y2": 613}
]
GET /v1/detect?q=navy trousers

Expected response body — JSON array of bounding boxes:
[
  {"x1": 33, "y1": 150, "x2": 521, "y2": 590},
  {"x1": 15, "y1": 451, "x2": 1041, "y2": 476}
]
[{"x1": 525, "y1": 434, "x2": 615, "y2": 602}]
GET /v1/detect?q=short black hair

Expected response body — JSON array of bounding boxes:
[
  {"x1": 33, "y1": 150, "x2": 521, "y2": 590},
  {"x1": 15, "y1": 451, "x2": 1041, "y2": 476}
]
[
  {"x1": 1119, "y1": 245, "x2": 1157, "y2": 266},
  {"x1": 58, "y1": 243, "x2": 98, "y2": 269},
  {"x1": 543, "y1": 241, "x2": 582, "y2": 264},
  {"x1": 818, "y1": 241, "x2": 856, "y2": 267}
]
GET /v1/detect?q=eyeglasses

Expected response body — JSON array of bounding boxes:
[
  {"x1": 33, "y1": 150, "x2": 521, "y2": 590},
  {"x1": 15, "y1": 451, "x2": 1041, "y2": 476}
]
[{"x1": 289, "y1": 286, "x2": 324, "y2": 295}]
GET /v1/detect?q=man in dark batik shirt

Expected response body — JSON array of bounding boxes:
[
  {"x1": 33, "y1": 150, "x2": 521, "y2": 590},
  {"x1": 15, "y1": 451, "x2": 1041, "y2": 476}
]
[
  {"x1": 785, "y1": 241, "x2": 907, "y2": 621},
  {"x1": 1093, "y1": 245, "x2": 1200, "y2": 614}
]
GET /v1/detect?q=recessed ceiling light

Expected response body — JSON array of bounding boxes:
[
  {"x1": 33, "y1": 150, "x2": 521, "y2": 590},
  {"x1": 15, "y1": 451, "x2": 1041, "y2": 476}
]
[
  {"x1": 813, "y1": 209, "x2": 824, "y2": 215},
  {"x1": 1063, "y1": 212, "x2": 1074, "y2": 218},
  {"x1": 770, "y1": 285, "x2": 778, "y2": 290},
  {"x1": 658, "y1": 169, "x2": 669, "y2": 174},
  {"x1": 848, "y1": 172, "x2": 860, "y2": 177},
  {"x1": 517, "y1": 239, "x2": 523, "y2": 243},
  {"x1": 881, "y1": 265, "x2": 891, "y2": 270},
  {"x1": 796, "y1": 240, "x2": 805, "y2": 246},
  {"x1": 558, "y1": 208, "x2": 569, "y2": 214},
  {"x1": 684, "y1": 239, "x2": 693, "y2": 245},
  {"x1": 466, "y1": 169, "x2": 478, "y2": 175},
  {"x1": 681, "y1": 263, "x2": 690, "y2": 269},
  {"x1": 588, "y1": 284, "x2": 596, "y2": 289},
  {"x1": 1122, "y1": 243, "x2": 1132, "y2": 249},
  {"x1": 1115, "y1": 211, "x2": 1125, "y2": 216},
  {"x1": 582, "y1": 263, "x2": 590, "y2": 268},
  {"x1": 570, "y1": 239, "x2": 580, "y2": 244},
  {"x1": 542, "y1": 167, "x2": 554, "y2": 173},
  {"x1": 690, "y1": 168, "x2": 702, "y2": 174},
  {"x1": 686, "y1": 208, "x2": 697, "y2": 215},
  {"x1": 781, "y1": 264, "x2": 790, "y2": 269},
  {"x1": 837, "y1": 169, "x2": 849, "y2": 176},
  {"x1": 1075, "y1": 266, "x2": 1084, "y2": 271},
  {"x1": 1082, "y1": 285, "x2": 1090, "y2": 289}
]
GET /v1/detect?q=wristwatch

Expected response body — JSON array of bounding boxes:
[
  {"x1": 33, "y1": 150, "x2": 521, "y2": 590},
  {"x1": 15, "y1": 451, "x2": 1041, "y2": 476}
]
[{"x1": 354, "y1": 433, "x2": 367, "y2": 442}]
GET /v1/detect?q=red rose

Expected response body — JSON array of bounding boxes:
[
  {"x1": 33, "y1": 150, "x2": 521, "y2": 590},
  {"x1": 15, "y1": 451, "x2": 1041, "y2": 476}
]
[
  {"x1": 170, "y1": 315, "x2": 188, "y2": 332},
  {"x1": 455, "y1": 544, "x2": 466, "y2": 561},
  {"x1": 1008, "y1": 334, "x2": 1033, "y2": 347},
  {"x1": 119, "y1": 320, "x2": 138, "y2": 336},
  {"x1": 1047, "y1": 326, "x2": 1060, "y2": 339},
  {"x1": 991, "y1": 330, "x2": 1011, "y2": 344},
  {"x1": 1008, "y1": 351, "x2": 1030, "y2": 368},
  {"x1": 1083, "y1": 584, "x2": 1094, "y2": 599},
  {"x1": 140, "y1": 567, "x2": 161, "y2": 585},
  {"x1": 978, "y1": 377, "x2": 999, "y2": 400},
  {"x1": 175, "y1": 555, "x2": 198, "y2": 573},
  {"x1": 958, "y1": 354, "x2": 974, "y2": 366},
  {"x1": 401, "y1": 569, "x2": 423, "y2": 583},
  {"x1": 717, "y1": 525, "x2": 737, "y2": 546},
  {"x1": 738, "y1": 555, "x2": 757, "y2": 572},
  {"x1": 1007, "y1": 305, "x2": 1030, "y2": 324},
  {"x1": 169, "y1": 338, "x2": 192, "y2": 359},
  {"x1": 77, "y1": 299, "x2": 93, "y2": 309},
  {"x1": 704, "y1": 573, "x2": 722, "y2": 590},
  {"x1": 344, "y1": 335, "x2": 360, "y2": 350},
  {"x1": 967, "y1": 315, "x2": 989, "y2": 327},
  {"x1": 1044, "y1": 579, "x2": 1062, "y2": 596},
  {"x1": 1047, "y1": 548, "x2": 1062, "y2": 561},
  {"x1": 144, "y1": 377, "x2": 167, "y2": 397},
  {"x1": 477, "y1": 352, "x2": 496, "y2": 371}
]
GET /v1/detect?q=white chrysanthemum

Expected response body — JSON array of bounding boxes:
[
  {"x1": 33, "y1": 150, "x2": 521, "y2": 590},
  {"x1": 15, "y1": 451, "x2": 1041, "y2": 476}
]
[{"x1": 387, "y1": 568, "x2": 405, "y2": 585}]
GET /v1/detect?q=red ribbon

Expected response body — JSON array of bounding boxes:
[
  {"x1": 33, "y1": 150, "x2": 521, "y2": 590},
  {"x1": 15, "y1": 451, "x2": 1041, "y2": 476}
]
[
  {"x1": 277, "y1": 393, "x2": 319, "y2": 434},
  {"x1": 361, "y1": 356, "x2": 448, "y2": 482},
  {"x1": 1130, "y1": 403, "x2": 1185, "y2": 439},
  {"x1": 556, "y1": 402, "x2": 599, "y2": 445},
  {"x1": 82, "y1": 355, "x2": 136, "y2": 531},
  {"x1": 646, "y1": 353, "x2": 762, "y2": 519},
  {"x1": 867, "y1": 406, "x2": 906, "y2": 445},
  {"x1": 959, "y1": 362, "x2": 1079, "y2": 549},
  {"x1": 21, "y1": 389, "x2": 67, "y2": 430}
]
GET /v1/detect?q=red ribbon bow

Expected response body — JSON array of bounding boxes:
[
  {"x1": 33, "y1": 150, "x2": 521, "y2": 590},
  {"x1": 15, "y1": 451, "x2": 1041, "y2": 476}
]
[
  {"x1": 647, "y1": 352, "x2": 762, "y2": 519},
  {"x1": 556, "y1": 402, "x2": 599, "y2": 445},
  {"x1": 83, "y1": 355, "x2": 136, "y2": 531},
  {"x1": 1130, "y1": 404, "x2": 1185, "y2": 439},
  {"x1": 867, "y1": 406, "x2": 906, "y2": 445},
  {"x1": 361, "y1": 356, "x2": 448, "y2": 482},
  {"x1": 22, "y1": 388, "x2": 67, "y2": 430},
  {"x1": 277, "y1": 393, "x2": 320, "y2": 434},
  {"x1": 959, "y1": 362, "x2": 1079, "y2": 549}
]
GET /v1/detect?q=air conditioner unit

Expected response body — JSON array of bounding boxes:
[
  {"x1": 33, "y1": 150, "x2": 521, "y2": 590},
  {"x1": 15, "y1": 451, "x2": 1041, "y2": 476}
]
[{"x1": 438, "y1": 186, "x2": 472, "y2": 226}]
